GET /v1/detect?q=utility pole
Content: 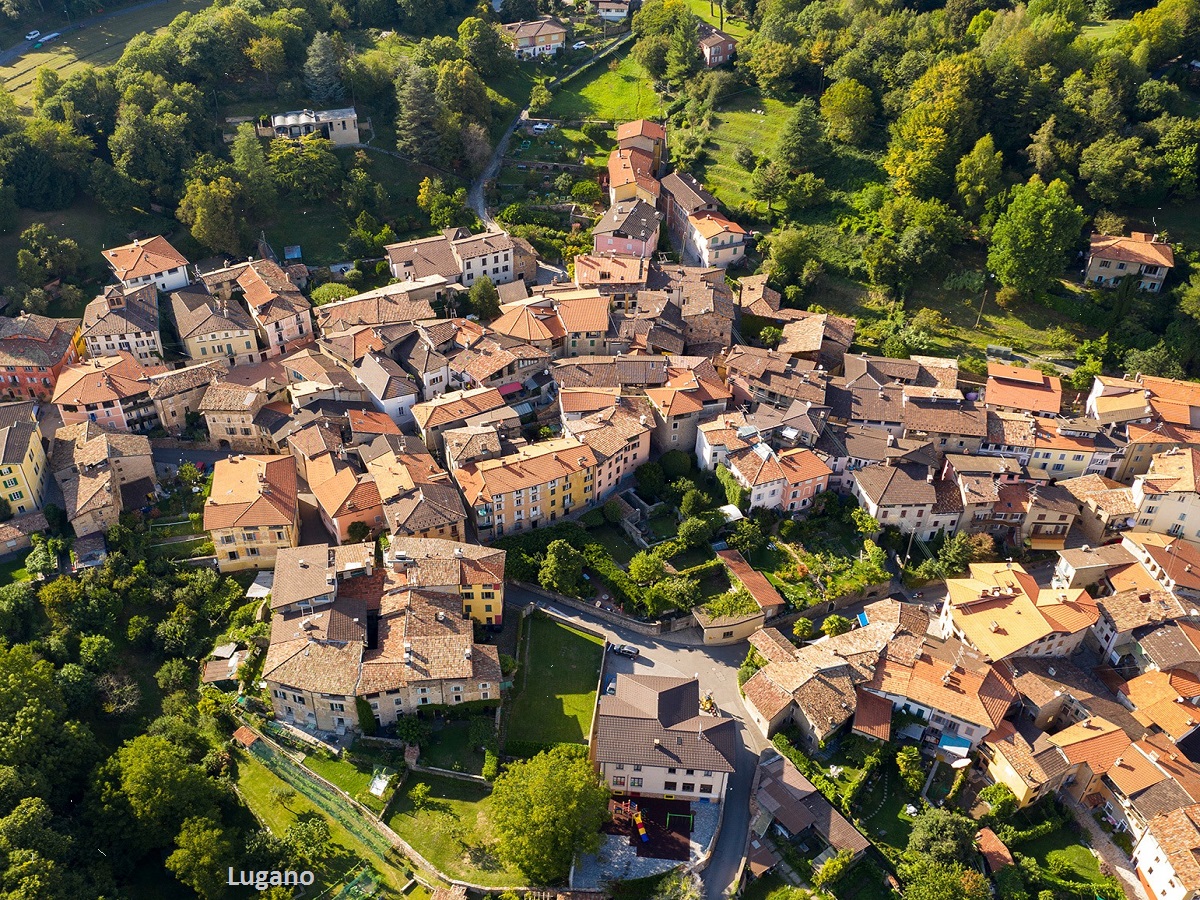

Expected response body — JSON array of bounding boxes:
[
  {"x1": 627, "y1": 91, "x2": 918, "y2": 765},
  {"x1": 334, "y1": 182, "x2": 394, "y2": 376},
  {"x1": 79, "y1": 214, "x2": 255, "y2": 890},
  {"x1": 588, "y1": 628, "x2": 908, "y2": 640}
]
[{"x1": 975, "y1": 272, "x2": 994, "y2": 329}]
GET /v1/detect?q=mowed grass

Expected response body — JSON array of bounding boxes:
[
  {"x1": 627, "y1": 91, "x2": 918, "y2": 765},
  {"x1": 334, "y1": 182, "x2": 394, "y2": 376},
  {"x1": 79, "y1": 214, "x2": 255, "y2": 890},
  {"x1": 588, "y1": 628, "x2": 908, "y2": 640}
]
[
  {"x1": 0, "y1": 556, "x2": 30, "y2": 583},
  {"x1": 1080, "y1": 17, "x2": 1128, "y2": 39},
  {"x1": 685, "y1": 0, "x2": 754, "y2": 40},
  {"x1": 700, "y1": 93, "x2": 792, "y2": 208},
  {"x1": 1022, "y1": 829, "x2": 1105, "y2": 883},
  {"x1": 302, "y1": 752, "x2": 388, "y2": 813},
  {"x1": 233, "y1": 749, "x2": 408, "y2": 896},
  {"x1": 387, "y1": 774, "x2": 525, "y2": 887},
  {"x1": 0, "y1": 0, "x2": 210, "y2": 107},
  {"x1": 544, "y1": 52, "x2": 661, "y2": 122},
  {"x1": 507, "y1": 613, "x2": 604, "y2": 745}
]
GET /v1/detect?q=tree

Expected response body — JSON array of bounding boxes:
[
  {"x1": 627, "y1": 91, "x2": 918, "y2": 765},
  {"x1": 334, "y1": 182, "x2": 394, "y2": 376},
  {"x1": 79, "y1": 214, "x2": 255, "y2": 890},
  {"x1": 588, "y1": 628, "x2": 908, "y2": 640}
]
[
  {"x1": 269, "y1": 135, "x2": 342, "y2": 199},
  {"x1": 664, "y1": 15, "x2": 701, "y2": 86},
  {"x1": 635, "y1": 462, "x2": 666, "y2": 500},
  {"x1": 156, "y1": 658, "x2": 193, "y2": 693},
  {"x1": 490, "y1": 746, "x2": 608, "y2": 882},
  {"x1": 1079, "y1": 135, "x2": 1152, "y2": 206},
  {"x1": 24, "y1": 535, "x2": 56, "y2": 579},
  {"x1": 1124, "y1": 342, "x2": 1184, "y2": 379},
  {"x1": 680, "y1": 489, "x2": 708, "y2": 517},
  {"x1": 469, "y1": 276, "x2": 501, "y2": 320},
  {"x1": 347, "y1": 521, "x2": 372, "y2": 543},
  {"x1": 792, "y1": 618, "x2": 814, "y2": 641},
  {"x1": 79, "y1": 634, "x2": 116, "y2": 671},
  {"x1": 458, "y1": 17, "x2": 506, "y2": 77},
  {"x1": 896, "y1": 745, "x2": 925, "y2": 794},
  {"x1": 978, "y1": 783, "x2": 1017, "y2": 821},
  {"x1": 572, "y1": 180, "x2": 602, "y2": 205},
  {"x1": 629, "y1": 551, "x2": 666, "y2": 585},
  {"x1": 760, "y1": 325, "x2": 783, "y2": 349},
  {"x1": 231, "y1": 123, "x2": 275, "y2": 212},
  {"x1": 677, "y1": 516, "x2": 713, "y2": 548},
  {"x1": 283, "y1": 814, "x2": 333, "y2": 868},
  {"x1": 659, "y1": 450, "x2": 692, "y2": 479},
  {"x1": 851, "y1": 507, "x2": 880, "y2": 535},
  {"x1": 813, "y1": 848, "x2": 854, "y2": 887},
  {"x1": 603, "y1": 500, "x2": 624, "y2": 524},
  {"x1": 435, "y1": 58, "x2": 490, "y2": 129},
  {"x1": 752, "y1": 160, "x2": 788, "y2": 211},
  {"x1": 167, "y1": 816, "x2": 236, "y2": 900},
  {"x1": 539, "y1": 540, "x2": 586, "y2": 595},
  {"x1": 408, "y1": 781, "x2": 432, "y2": 809},
  {"x1": 821, "y1": 78, "x2": 875, "y2": 145},
  {"x1": 311, "y1": 283, "x2": 355, "y2": 305},
  {"x1": 304, "y1": 32, "x2": 345, "y2": 104},
  {"x1": 775, "y1": 98, "x2": 825, "y2": 170},
  {"x1": 396, "y1": 68, "x2": 443, "y2": 164},
  {"x1": 245, "y1": 35, "x2": 287, "y2": 89},
  {"x1": 178, "y1": 175, "x2": 245, "y2": 256},
  {"x1": 987, "y1": 176, "x2": 1084, "y2": 296},
  {"x1": 554, "y1": 172, "x2": 575, "y2": 195},
  {"x1": 822, "y1": 614, "x2": 852, "y2": 637},
  {"x1": 727, "y1": 519, "x2": 767, "y2": 557},
  {"x1": 529, "y1": 83, "x2": 553, "y2": 115},
  {"x1": 644, "y1": 576, "x2": 699, "y2": 614},
  {"x1": 906, "y1": 807, "x2": 979, "y2": 866},
  {"x1": 901, "y1": 863, "x2": 991, "y2": 900},
  {"x1": 955, "y1": 134, "x2": 1003, "y2": 220}
]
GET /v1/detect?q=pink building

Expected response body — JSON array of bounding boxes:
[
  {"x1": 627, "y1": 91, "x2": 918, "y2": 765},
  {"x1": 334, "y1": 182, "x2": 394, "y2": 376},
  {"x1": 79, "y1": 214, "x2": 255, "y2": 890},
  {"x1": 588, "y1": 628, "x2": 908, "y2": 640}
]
[
  {"x1": 52, "y1": 352, "x2": 166, "y2": 434},
  {"x1": 593, "y1": 199, "x2": 663, "y2": 258},
  {"x1": 697, "y1": 23, "x2": 736, "y2": 67}
]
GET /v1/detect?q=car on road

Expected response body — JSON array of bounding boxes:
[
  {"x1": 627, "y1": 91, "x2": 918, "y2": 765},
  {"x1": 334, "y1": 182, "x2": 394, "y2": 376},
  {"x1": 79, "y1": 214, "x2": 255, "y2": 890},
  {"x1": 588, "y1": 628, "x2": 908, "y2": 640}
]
[
  {"x1": 572, "y1": 40, "x2": 588, "y2": 50},
  {"x1": 24, "y1": 30, "x2": 39, "y2": 40},
  {"x1": 609, "y1": 643, "x2": 640, "y2": 658}
]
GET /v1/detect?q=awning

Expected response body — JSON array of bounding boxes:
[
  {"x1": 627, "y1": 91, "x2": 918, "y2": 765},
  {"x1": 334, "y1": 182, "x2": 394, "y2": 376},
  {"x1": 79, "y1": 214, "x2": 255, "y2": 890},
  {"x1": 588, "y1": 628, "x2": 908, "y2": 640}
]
[
  {"x1": 512, "y1": 401, "x2": 535, "y2": 416},
  {"x1": 499, "y1": 381, "x2": 523, "y2": 396},
  {"x1": 1030, "y1": 535, "x2": 1067, "y2": 550},
  {"x1": 938, "y1": 733, "x2": 972, "y2": 756}
]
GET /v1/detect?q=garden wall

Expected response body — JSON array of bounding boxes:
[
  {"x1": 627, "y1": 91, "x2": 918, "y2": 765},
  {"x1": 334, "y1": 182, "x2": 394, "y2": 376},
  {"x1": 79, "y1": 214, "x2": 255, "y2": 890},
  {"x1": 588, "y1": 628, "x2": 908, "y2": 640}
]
[{"x1": 507, "y1": 582, "x2": 697, "y2": 636}]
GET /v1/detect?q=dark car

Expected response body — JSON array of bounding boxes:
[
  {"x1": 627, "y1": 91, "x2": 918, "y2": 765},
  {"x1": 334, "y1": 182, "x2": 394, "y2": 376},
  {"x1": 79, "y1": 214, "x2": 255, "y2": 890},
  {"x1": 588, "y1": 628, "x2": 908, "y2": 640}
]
[{"x1": 609, "y1": 644, "x2": 640, "y2": 658}]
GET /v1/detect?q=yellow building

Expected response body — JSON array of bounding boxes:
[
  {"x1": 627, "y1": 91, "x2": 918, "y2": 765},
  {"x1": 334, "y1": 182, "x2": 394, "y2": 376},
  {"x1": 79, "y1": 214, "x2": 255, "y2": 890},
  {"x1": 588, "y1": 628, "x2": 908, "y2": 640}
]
[
  {"x1": 452, "y1": 437, "x2": 600, "y2": 539},
  {"x1": 0, "y1": 404, "x2": 48, "y2": 514},
  {"x1": 203, "y1": 455, "x2": 300, "y2": 572},
  {"x1": 387, "y1": 537, "x2": 507, "y2": 626}
]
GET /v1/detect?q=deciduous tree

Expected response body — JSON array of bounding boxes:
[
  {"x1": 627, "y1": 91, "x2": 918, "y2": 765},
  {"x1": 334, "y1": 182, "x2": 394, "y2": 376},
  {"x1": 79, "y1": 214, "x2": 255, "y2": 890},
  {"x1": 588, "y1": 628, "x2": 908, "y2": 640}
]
[
  {"x1": 987, "y1": 176, "x2": 1084, "y2": 296},
  {"x1": 820, "y1": 78, "x2": 875, "y2": 145},
  {"x1": 629, "y1": 551, "x2": 666, "y2": 584}
]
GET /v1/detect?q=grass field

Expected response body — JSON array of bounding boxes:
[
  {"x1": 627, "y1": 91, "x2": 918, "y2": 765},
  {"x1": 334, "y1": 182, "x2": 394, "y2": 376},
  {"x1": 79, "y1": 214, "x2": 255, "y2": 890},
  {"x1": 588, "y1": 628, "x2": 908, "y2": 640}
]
[
  {"x1": 700, "y1": 92, "x2": 792, "y2": 208},
  {"x1": 1080, "y1": 17, "x2": 1128, "y2": 39},
  {"x1": 423, "y1": 719, "x2": 488, "y2": 776},
  {"x1": 854, "y1": 761, "x2": 916, "y2": 856},
  {"x1": 234, "y1": 749, "x2": 412, "y2": 896},
  {"x1": 507, "y1": 613, "x2": 604, "y2": 746},
  {"x1": 587, "y1": 523, "x2": 639, "y2": 566},
  {"x1": 0, "y1": 0, "x2": 209, "y2": 107},
  {"x1": 0, "y1": 556, "x2": 30, "y2": 583},
  {"x1": 543, "y1": 52, "x2": 661, "y2": 122},
  {"x1": 387, "y1": 774, "x2": 524, "y2": 887},
  {"x1": 303, "y1": 751, "x2": 390, "y2": 813},
  {"x1": 1022, "y1": 830, "x2": 1105, "y2": 883},
  {"x1": 742, "y1": 873, "x2": 806, "y2": 900},
  {"x1": 685, "y1": 0, "x2": 754, "y2": 40}
]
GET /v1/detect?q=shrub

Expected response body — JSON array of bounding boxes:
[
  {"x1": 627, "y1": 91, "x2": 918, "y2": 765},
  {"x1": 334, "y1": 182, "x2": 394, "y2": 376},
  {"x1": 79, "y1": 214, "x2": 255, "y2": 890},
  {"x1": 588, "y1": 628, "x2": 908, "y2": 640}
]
[
  {"x1": 356, "y1": 697, "x2": 377, "y2": 735},
  {"x1": 603, "y1": 500, "x2": 623, "y2": 523},
  {"x1": 483, "y1": 749, "x2": 500, "y2": 780},
  {"x1": 579, "y1": 508, "x2": 605, "y2": 528},
  {"x1": 660, "y1": 450, "x2": 693, "y2": 479},
  {"x1": 716, "y1": 465, "x2": 749, "y2": 509}
]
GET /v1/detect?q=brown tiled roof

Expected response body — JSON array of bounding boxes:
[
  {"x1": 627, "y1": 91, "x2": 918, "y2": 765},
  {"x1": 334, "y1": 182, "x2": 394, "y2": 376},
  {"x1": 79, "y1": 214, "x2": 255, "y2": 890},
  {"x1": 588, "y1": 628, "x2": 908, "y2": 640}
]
[
  {"x1": 0, "y1": 510, "x2": 47, "y2": 543},
  {"x1": 0, "y1": 315, "x2": 80, "y2": 368},
  {"x1": 203, "y1": 455, "x2": 298, "y2": 530},
  {"x1": 312, "y1": 467, "x2": 382, "y2": 519},
  {"x1": 565, "y1": 399, "x2": 652, "y2": 460},
  {"x1": 594, "y1": 674, "x2": 736, "y2": 771},
  {"x1": 607, "y1": 147, "x2": 660, "y2": 199},
  {"x1": 51, "y1": 421, "x2": 151, "y2": 473},
  {"x1": 756, "y1": 754, "x2": 870, "y2": 854},
  {"x1": 1047, "y1": 716, "x2": 1131, "y2": 772},
  {"x1": 854, "y1": 461, "x2": 937, "y2": 507},
  {"x1": 234, "y1": 258, "x2": 312, "y2": 327},
  {"x1": 383, "y1": 235, "x2": 461, "y2": 281},
  {"x1": 411, "y1": 387, "x2": 507, "y2": 431},
  {"x1": 986, "y1": 363, "x2": 1062, "y2": 415},
  {"x1": 717, "y1": 549, "x2": 785, "y2": 612},
  {"x1": 52, "y1": 352, "x2": 163, "y2": 405},
  {"x1": 348, "y1": 409, "x2": 402, "y2": 435},
  {"x1": 82, "y1": 284, "x2": 159, "y2": 338},
  {"x1": 553, "y1": 356, "x2": 669, "y2": 388},
  {"x1": 982, "y1": 720, "x2": 1069, "y2": 787},
  {"x1": 199, "y1": 381, "x2": 265, "y2": 413},
  {"x1": 1097, "y1": 588, "x2": 1186, "y2": 634},
  {"x1": 1144, "y1": 805, "x2": 1200, "y2": 894},
  {"x1": 616, "y1": 119, "x2": 666, "y2": 142},
  {"x1": 317, "y1": 285, "x2": 439, "y2": 330},
  {"x1": 977, "y1": 828, "x2": 1014, "y2": 873},
  {"x1": 593, "y1": 199, "x2": 661, "y2": 239},
  {"x1": 852, "y1": 687, "x2": 892, "y2": 741},
  {"x1": 102, "y1": 235, "x2": 188, "y2": 280},
  {"x1": 169, "y1": 283, "x2": 255, "y2": 339},
  {"x1": 145, "y1": 361, "x2": 227, "y2": 400},
  {"x1": 454, "y1": 438, "x2": 600, "y2": 504},
  {"x1": 1090, "y1": 232, "x2": 1175, "y2": 269}
]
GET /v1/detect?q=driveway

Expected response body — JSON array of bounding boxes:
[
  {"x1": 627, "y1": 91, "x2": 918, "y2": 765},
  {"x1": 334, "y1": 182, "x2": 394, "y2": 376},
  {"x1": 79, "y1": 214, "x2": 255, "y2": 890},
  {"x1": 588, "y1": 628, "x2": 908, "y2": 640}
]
[{"x1": 506, "y1": 584, "x2": 769, "y2": 900}]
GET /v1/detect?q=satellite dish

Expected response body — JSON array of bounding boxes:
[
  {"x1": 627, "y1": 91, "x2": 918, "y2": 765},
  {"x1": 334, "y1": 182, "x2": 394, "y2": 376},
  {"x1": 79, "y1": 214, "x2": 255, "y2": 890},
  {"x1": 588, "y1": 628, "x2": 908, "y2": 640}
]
[{"x1": 951, "y1": 757, "x2": 972, "y2": 769}]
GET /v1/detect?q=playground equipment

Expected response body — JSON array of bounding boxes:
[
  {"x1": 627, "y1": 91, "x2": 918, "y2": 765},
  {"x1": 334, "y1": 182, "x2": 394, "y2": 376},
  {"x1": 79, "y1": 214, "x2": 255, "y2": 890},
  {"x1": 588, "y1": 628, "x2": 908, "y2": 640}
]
[{"x1": 632, "y1": 809, "x2": 649, "y2": 843}]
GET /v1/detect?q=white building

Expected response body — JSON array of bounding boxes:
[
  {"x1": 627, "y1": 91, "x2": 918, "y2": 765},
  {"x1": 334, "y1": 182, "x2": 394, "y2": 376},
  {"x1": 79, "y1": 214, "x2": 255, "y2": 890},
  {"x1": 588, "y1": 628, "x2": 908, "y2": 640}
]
[
  {"x1": 81, "y1": 284, "x2": 163, "y2": 363},
  {"x1": 102, "y1": 235, "x2": 191, "y2": 293},
  {"x1": 354, "y1": 351, "x2": 419, "y2": 428},
  {"x1": 1132, "y1": 805, "x2": 1200, "y2": 900},
  {"x1": 1132, "y1": 448, "x2": 1200, "y2": 538},
  {"x1": 685, "y1": 212, "x2": 747, "y2": 268}
]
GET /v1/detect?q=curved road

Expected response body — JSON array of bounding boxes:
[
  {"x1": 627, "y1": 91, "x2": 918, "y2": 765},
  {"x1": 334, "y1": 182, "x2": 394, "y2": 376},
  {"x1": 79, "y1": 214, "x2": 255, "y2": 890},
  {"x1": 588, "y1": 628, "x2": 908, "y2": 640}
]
[
  {"x1": 506, "y1": 584, "x2": 770, "y2": 900},
  {"x1": 467, "y1": 32, "x2": 637, "y2": 229},
  {"x1": 0, "y1": 0, "x2": 186, "y2": 69}
]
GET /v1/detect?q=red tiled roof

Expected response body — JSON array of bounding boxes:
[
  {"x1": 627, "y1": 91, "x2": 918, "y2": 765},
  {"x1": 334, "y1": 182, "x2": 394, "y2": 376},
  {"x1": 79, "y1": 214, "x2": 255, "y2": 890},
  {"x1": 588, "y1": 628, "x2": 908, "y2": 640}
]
[{"x1": 716, "y1": 549, "x2": 785, "y2": 612}]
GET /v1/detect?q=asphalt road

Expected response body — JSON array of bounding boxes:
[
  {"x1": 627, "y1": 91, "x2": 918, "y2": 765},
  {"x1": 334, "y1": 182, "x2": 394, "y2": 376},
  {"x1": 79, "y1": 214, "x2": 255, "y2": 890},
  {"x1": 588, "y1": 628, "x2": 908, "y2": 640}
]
[{"x1": 506, "y1": 584, "x2": 770, "y2": 900}]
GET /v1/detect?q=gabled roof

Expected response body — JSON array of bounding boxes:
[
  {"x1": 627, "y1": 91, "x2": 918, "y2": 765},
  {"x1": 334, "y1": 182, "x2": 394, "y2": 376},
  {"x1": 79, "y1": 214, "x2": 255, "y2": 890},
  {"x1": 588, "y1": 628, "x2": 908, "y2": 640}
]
[
  {"x1": 688, "y1": 210, "x2": 747, "y2": 239},
  {"x1": 169, "y1": 283, "x2": 255, "y2": 339},
  {"x1": 593, "y1": 199, "x2": 662, "y2": 239},
  {"x1": 1089, "y1": 232, "x2": 1175, "y2": 269},
  {"x1": 203, "y1": 455, "x2": 298, "y2": 530},
  {"x1": 102, "y1": 235, "x2": 188, "y2": 281},
  {"x1": 986, "y1": 363, "x2": 1062, "y2": 415},
  {"x1": 501, "y1": 15, "x2": 567, "y2": 40},
  {"x1": 616, "y1": 119, "x2": 666, "y2": 143},
  {"x1": 411, "y1": 387, "x2": 507, "y2": 431},
  {"x1": 660, "y1": 172, "x2": 717, "y2": 215}
]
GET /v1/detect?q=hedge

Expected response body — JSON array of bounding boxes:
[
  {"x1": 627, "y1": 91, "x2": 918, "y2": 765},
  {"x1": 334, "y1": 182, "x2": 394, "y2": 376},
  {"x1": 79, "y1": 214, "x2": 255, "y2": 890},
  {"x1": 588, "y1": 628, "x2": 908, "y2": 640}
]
[{"x1": 716, "y1": 465, "x2": 749, "y2": 510}]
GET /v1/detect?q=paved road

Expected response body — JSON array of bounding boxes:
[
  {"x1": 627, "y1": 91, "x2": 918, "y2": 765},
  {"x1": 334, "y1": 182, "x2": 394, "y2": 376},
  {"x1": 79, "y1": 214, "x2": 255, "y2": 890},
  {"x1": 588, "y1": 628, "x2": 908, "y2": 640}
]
[
  {"x1": 506, "y1": 584, "x2": 769, "y2": 900},
  {"x1": 0, "y1": 0, "x2": 182, "y2": 68}
]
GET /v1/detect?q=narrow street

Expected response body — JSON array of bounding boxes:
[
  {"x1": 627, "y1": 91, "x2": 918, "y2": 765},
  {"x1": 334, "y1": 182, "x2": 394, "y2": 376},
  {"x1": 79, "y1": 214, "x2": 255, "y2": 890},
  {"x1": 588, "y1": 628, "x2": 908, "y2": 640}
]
[{"x1": 505, "y1": 584, "x2": 769, "y2": 900}]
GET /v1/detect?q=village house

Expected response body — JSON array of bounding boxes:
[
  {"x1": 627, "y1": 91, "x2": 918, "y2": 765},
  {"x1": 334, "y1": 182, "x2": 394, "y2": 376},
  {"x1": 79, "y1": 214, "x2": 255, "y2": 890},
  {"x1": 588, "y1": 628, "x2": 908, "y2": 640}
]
[
  {"x1": 51, "y1": 423, "x2": 155, "y2": 537},
  {"x1": 1117, "y1": 421, "x2": 1200, "y2": 484},
  {"x1": 1130, "y1": 447, "x2": 1200, "y2": 538},
  {"x1": 81, "y1": 284, "x2": 162, "y2": 363},
  {"x1": 453, "y1": 437, "x2": 600, "y2": 538},
  {"x1": 411, "y1": 386, "x2": 512, "y2": 453},
  {"x1": 697, "y1": 22, "x2": 736, "y2": 66},
  {"x1": 693, "y1": 548, "x2": 786, "y2": 644},
  {"x1": 561, "y1": 397, "x2": 653, "y2": 501},
  {"x1": 592, "y1": 675, "x2": 736, "y2": 802},
  {"x1": 723, "y1": 346, "x2": 830, "y2": 410},
  {"x1": 203, "y1": 454, "x2": 300, "y2": 572},
  {"x1": 353, "y1": 350, "x2": 419, "y2": 428},
  {"x1": 776, "y1": 312, "x2": 856, "y2": 373},
  {"x1": 724, "y1": 442, "x2": 832, "y2": 513},
  {"x1": 685, "y1": 211, "x2": 747, "y2": 268},
  {"x1": 592, "y1": 200, "x2": 663, "y2": 258},
  {"x1": 263, "y1": 541, "x2": 504, "y2": 732},
  {"x1": 169, "y1": 283, "x2": 262, "y2": 366},
  {"x1": 1086, "y1": 231, "x2": 1175, "y2": 292},
  {"x1": 659, "y1": 172, "x2": 719, "y2": 249},
  {"x1": 267, "y1": 107, "x2": 359, "y2": 145},
  {"x1": 309, "y1": 456, "x2": 384, "y2": 544},
  {"x1": 387, "y1": 536, "x2": 507, "y2": 626},
  {"x1": 202, "y1": 258, "x2": 313, "y2": 357},
  {"x1": 363, "y1": 436, "x2": 469, "y2": 543},
  {"x1": 501, "y1": 16, "x2": 567, "y2": 57},
  {"x1": 200, "y1": 382, "x2": 272, "y2": 452},
  {"x1": 490, "y1": 292, "x2": 613, "y2": 359},
  {"x1": 52, "y1": 352, "x2": 163, "y2": 434},
  {"x1": 616, "y1": 119, "x2": 666, "y2": 174},
  {"x1": 145, "y1": 361, "x2": 228, "y2": 436},
  {"x1": 384, "y1": 229, "x2": 534, "y2": 289},
  {"x1": 101, "y1": 235, "x2": 191, "y2": 293},
  {"x1": 573, "y1": 254, "x2": 649, "y2": 312},
  {"x1": 1120, "y1": 531, "x2": 1200, "y2": 604},
  {"x1": 1133, "y1": 805, "x2": 1200, "y2": 900},
  {"x1": 589, "y1": 0, "x2": 629, "y2": 20},
  {"x1": 0, "y1": 314, "x2": 85, "y2": 401},
  {"x1": 1086, "y1": 375, "x2": 1156, "y2": 429},
  {"x1": 644, "y1": 366, "x2": 731, "y2": 453},
  {"x1": 0, "y1": 402, "x2": 48, "y2": 513},
  {"x1": 985, "y1": 363, "x2": 1063, "y2": 418},
  {"x1": 938, "y1": 561, "x2": 1100, "y2": 661},
  {"x1": 1052, "y1": 542, "x2": 1137, "y2": 590},
  {"x1": 607, "y1": 146, "x2": 661, "y2": 207},
  {"x1": 1058, "y1": 473, "x2": 1137, "y2": 545},
  {"x1": 851, "y1": 457, "x2": 961, "y2": 541}
]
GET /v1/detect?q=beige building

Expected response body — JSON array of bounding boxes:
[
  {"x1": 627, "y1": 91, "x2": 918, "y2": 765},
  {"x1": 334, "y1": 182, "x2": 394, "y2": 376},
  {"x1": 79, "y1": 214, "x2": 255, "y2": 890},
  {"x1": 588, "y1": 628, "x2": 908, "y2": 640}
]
[
  {"x1": 200, "y1": 382, "x2": 272, "y2": 452},
  {"x1": 501, "y1": 16, "x2": 567, "y2": 57},
  {"x1": 145, "y1": 361, "x2": 227, "y2": 436},
  {"x1": 0, "y1": 402, "x2": 47, "y2": 514},
  {"x1": 202, "y1": 259, "x2": 313, "y2": 357},
  {"x1": 268, "y1": 107, "x2": 360, "y2": 145},
  {"x1": 169, "y1": 283, "x2": 262, "y2": 366},
  {"x1": 51, "y1": 423, "x2": 155, "y2": 537},
  {"x1": 411, "y1": 386, "x2": 512, "y2": 453},
  {"x1": 1086, "y1": 231, "x2": 1175, "y2": 292},
  {"x1": 263, "y1": 542, "x2": 504, "y2": 733},
  {"x1": 81, "y1": 284, "x2": 162, "y2": 363},
  {"x1": 203, "y1": 455, "x2": 300, "y2": 572}
]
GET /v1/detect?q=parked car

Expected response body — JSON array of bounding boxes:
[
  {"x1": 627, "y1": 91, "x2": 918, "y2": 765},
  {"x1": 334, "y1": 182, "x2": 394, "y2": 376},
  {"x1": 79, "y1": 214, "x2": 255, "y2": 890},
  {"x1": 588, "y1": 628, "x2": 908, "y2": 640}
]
[
  {"x1": 531, "y1": 122, "x2": 552, "y2": 135},
  {"x1": 609, "y1": 644, "x2": 640, "y2": 658},
  {"x1": 572, "y1": 40, "x2": 588, "y2": 50},
  {"x1": 24, "y1": 30, "x2": 39, "y2": 40}
]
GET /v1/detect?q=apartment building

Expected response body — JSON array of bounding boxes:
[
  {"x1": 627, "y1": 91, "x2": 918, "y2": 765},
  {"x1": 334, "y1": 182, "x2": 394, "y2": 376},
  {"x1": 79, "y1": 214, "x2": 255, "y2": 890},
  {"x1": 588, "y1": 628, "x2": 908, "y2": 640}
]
[
  {"x1": 202, "y1": 258, "x2": 313, "y2": 357},
  {"x1": 0, "y1": 314, "x2": 85, "y2": 401},
  {"x1": 0, "y1": 403, "x2": 48, "y2": 513},
  {"x1": 101, "y1": 235, "x2": 190, "y2": 293},
  {"x1": 562, "y1": 399, "x2": 653, "y2": 502},
  {"x1": 453, "y1": 437, "x2": 601, "y2": 537},
  {"x1": 199, "y1": 382, "x2": 272, "y2": 453},
  {"x1": 203, "y1": 454, "x2": 300, "y2": 572},
  {"x1": 725, "y1": 442, "x2": 831, "y2": 512},
  {"x1": 169, "y1": 283, "x2": 262, "y2": 366},
  {"x1": 52, "y1": 352, "x2": 163, "y2": 433},
  {"x1": 51, "y1": 423, "x2": 155, "y2": 536},
  {"x1": 81, "y1": 284, "x2": 162, "y2": 363}
]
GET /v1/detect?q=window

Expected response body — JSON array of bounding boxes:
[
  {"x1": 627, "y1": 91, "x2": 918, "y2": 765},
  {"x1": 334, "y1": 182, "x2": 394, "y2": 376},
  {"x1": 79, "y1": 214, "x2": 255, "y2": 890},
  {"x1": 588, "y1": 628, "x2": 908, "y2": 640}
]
[
  {"x1": 664, "y1": 781, "x2": 678, "y2": 791},
  {"x1": 615, "y1": 764, "x2": 625, "y2": 770},
  {"x1": 630, "y1": 778, "x2": 643, "y2": 788},
  {"x1": 612, "y1": 776, "x2": 626, "y2": 786},
  {"x1": 632, "y1": 765, "x2": 642, "y2": 772},
  {"x1": 682, "y1": 782, "x2": 695, "y2": 792},
  {"x1": 330, "y1": 702, "x2": 345, "y2": 711},
  {"x1": 700, "y1": 784, "x2": 713, "y2": 794},
  {"x1": 394, "y1": 697, "x2": 403, "y2": 706}
]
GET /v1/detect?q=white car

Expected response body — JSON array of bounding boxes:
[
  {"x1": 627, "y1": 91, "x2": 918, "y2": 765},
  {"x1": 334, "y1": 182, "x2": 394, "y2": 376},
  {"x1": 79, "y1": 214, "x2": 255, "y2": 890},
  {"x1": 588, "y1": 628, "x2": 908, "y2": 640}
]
[
  {"x1": 531, "y1": 122, "x2": 552, "y2": 135},
  {"x1": 572, "y1": 40, "x2": 588, "y2": 50},
  {"x1": 24, "y1": 30, "x2": 39, "y2": 41}
]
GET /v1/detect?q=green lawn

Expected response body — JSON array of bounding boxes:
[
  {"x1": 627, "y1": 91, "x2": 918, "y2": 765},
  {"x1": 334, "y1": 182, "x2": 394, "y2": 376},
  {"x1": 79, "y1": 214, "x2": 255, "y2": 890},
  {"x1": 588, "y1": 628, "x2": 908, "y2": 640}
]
[
  {"x1": 686, "y1": 0, "x2": 754, "y2": 40},
  {"x1": 670, "y1": 544, "x2": 715, "y2": 570},
  {"x1": 386, "y1": 774, "x2": 525, "y2": 887},
  {"x1": 1023, "y1": 831, "x2": 1104, "y2": 883},
  {"x1": 0, "y1": 556, "x2": 30, "y2": 583},
  {"x1": 234, "y1": 749, "x2": 408, "y2": 896},
  {"x1": 506, "y1": 613, "x2": 604, "y2": 746},
  {"x1": 698, "y1": 92, "x2": 792, "y2": 209},
  {"x1": 854, "y1": 761, "x2": 916, "y2": 856},
  {"x1": 587, "y1": 523, "x2": 639, "y2": 566},
  {"x1": 423, "y1": 719, "x2": 488, "y2": 776},
  {"x1": 1080, "y1": 17, "x2": 1128, "y2": 39},
  {"x1": 648, "y1": 511, "x2": 679, "y2": 540},
  {"x1": 0, "y1": 0, "x2": 210, "y2": 107},
  {"x1": 303, "y1": 751, "x2": 390, "y2": 813},
  {"x1": 696, "y1": 566, "x2": 731, "y2": 600},
  {"x1": 743, "y1": 873, "x2": 807, "y2": 900},
  {"x1": 543, "y1": 52, "x2": 662, "y2": 122}
]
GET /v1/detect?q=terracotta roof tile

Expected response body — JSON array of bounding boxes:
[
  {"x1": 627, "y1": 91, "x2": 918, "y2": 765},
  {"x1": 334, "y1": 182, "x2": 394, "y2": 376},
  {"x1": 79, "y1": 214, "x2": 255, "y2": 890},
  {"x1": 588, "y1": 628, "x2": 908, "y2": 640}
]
[{"x1": 102, "y1": 235, "x2": 188, "y2": 280}]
